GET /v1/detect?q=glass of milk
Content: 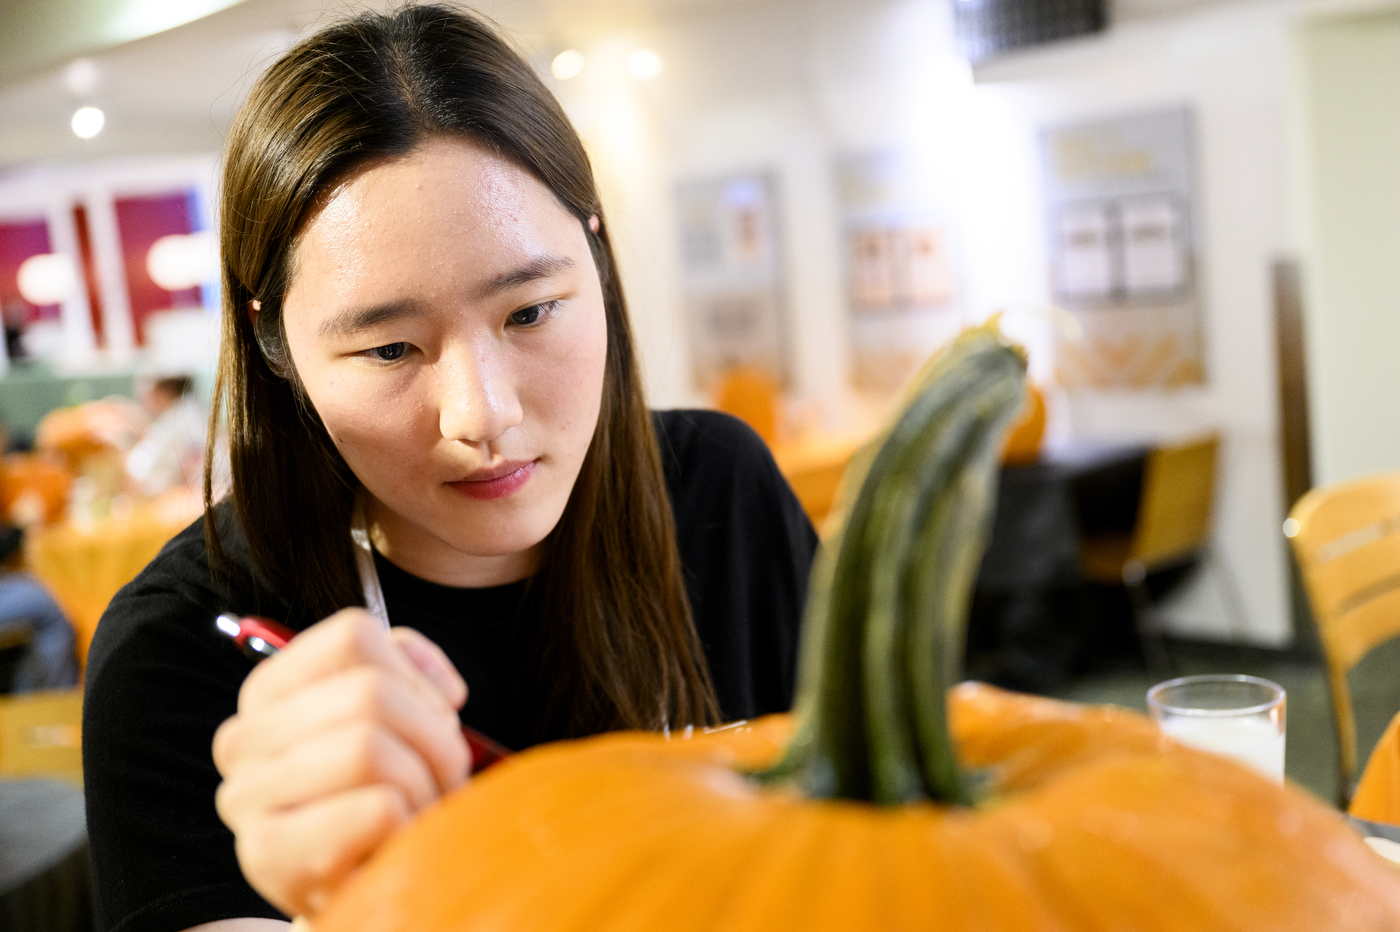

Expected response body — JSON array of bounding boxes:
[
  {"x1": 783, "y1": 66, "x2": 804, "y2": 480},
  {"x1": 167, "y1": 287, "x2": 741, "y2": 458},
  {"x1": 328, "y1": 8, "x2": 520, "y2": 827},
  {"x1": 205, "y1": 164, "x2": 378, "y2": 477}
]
[{"x1": 1147, "y1": 674, "x2": 1286, "y2": 783}]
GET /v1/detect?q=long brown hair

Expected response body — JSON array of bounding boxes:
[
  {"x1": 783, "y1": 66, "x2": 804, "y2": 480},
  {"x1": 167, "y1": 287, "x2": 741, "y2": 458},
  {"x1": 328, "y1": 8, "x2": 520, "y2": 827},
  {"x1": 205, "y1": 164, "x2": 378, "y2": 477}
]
[{"x1": 205, "y1": 4, "x2": 718, "y2": 736}]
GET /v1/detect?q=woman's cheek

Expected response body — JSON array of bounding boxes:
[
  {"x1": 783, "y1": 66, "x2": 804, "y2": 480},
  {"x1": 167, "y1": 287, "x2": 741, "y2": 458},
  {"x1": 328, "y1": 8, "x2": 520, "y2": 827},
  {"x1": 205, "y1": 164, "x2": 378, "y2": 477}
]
[
  {"x1": 315, "y1": 377, "x2": 431, "y2": 465},
  {"x1": 539, "y1": 306, "x2": 606, "y2": 450}
]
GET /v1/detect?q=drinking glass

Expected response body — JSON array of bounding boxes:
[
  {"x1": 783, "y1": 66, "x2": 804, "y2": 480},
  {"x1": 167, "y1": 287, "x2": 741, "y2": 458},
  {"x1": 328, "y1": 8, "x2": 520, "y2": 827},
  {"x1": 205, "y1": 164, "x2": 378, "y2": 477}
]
[{"x1": 1147, "y1": 674, "x2": 1286, "y2": 783}]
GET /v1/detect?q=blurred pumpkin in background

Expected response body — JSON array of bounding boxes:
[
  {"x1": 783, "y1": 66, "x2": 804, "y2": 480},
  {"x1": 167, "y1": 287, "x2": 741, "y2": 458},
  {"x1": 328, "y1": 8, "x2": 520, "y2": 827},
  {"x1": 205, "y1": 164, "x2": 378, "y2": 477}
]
[
  {"x1": 713, "y1": 365, "x2": 780, "y2": 446},
  {"x1": 1000, "y1": 381, "x2": 1046, "y2": 465},
  {"x1": 36, "y1": 398, "x2": 147, "y2": 513},
  {"x1": 36, "y1": 398, "x2": 146, "y2": 473},
  {"x1": 317, "y1": 327, "x2": 1400, "y2": 932},
  {"x1": 0, "y1": 453, "x2": 71, "y2": 526}
]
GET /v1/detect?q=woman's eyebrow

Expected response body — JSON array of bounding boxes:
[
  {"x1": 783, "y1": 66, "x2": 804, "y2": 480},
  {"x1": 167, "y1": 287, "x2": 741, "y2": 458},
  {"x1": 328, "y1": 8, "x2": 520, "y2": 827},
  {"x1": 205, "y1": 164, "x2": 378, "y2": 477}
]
[
  {"x1": 319, "y1": 298, "x2": 426, "y2": 338},
  {"x1": 318, "y1": 256, "x2": 576, "y2": 338},
  {"x1": 473, "y1": 255, "x2": 576, "y2": 299}
]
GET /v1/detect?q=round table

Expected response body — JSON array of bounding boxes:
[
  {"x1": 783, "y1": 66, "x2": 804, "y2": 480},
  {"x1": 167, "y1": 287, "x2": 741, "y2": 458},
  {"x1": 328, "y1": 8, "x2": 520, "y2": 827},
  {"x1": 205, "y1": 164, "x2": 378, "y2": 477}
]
[
  {"x1": 0, "y1": 778, "x2": 92, "y2": 932},
  {"x1": 24, "y1": 489, "x2": 201, "y2": 667}
]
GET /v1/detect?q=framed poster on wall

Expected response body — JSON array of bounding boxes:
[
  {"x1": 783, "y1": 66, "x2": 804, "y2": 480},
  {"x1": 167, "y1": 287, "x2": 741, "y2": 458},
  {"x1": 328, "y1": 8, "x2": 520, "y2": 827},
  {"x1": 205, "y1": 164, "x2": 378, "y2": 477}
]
[
  {"x1": 836, "y1": 149, "x2": 959, "y2": 395},
  {"x1": 675, "y1": 172, "x2": 788, "y2": 390},
  {"x1": 1042, "y1": 106, "x2": 1205, "y2": 389}
]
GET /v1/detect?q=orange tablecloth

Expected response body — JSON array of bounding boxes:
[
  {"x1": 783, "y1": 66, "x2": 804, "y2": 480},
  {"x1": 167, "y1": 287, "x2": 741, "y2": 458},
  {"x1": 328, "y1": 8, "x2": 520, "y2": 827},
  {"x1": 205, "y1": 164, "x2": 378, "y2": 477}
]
[
  {"x1": 1352, "y1": 711, "x2": 1400, "y2": 823},
  {"x1": 23, "y1": 492, "x2": 200, "y2": 666}
]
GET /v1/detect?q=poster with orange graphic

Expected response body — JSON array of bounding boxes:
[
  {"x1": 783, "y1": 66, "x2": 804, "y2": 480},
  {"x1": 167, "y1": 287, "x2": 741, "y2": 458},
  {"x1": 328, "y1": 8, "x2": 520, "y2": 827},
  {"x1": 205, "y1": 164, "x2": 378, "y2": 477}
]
[
  {"x1": 1042, "y1": 107, "x2": 1205, "y2": 389},
  {"x1": 837, "y1": 150, "x2": 960, "y2": 395}
]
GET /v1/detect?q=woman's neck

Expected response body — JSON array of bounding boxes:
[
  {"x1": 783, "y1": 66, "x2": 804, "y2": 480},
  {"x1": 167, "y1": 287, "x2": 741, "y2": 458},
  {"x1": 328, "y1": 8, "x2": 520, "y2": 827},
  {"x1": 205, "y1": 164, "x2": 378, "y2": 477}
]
[{"x1": 365, "y1": 499, "x2": 542, "y2": 588}]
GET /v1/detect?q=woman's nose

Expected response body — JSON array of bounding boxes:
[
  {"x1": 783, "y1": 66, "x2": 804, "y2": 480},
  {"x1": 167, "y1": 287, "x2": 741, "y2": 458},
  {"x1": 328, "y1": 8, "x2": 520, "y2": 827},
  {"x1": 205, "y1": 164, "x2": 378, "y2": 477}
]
[{"x1": 436, "y1": 342, "x2": 523, "y2": 446}]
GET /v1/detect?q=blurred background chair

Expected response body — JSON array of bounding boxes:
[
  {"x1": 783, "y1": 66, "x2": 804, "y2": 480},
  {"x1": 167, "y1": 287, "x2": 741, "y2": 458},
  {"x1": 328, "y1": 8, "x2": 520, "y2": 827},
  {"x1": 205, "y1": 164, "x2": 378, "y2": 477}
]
[
  {"x1": 1351, "y1": 709, "x2": 1400, "y2": 824},
  {"x1": 1079, "y1": 434, "x2": 1233, "y2": 673},
  {"x1": 1287, "y1": 471, "x2": 1400, "y2": 807}
]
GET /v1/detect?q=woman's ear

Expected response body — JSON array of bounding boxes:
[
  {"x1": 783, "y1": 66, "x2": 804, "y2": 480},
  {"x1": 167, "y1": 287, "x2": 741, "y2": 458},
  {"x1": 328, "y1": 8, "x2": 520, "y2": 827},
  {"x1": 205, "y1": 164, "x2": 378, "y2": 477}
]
[
  {"x1": 247, "y1": 299, "x2": 261, "y2": 326},
  {"x1": 588, "y1": 214, "x2": 600, "y2": 234}
]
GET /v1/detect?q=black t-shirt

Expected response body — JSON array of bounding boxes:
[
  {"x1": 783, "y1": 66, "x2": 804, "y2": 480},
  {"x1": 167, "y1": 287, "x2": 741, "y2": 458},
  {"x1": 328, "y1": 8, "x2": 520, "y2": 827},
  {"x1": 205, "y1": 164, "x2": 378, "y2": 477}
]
[{"x1": 82, "y1": 410, "x2": 817, "y2": 932}]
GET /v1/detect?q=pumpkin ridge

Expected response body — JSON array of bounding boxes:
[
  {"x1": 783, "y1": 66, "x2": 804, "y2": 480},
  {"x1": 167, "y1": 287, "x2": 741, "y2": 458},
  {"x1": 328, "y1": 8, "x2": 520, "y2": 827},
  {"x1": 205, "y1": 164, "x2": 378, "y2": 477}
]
[
  {"x1": 705, "y1": 804, "x2": 841, "y2": 932},
  {"x1": 932, "y1": 810, "x2": 1071, "y2": 932},
  {"x1": 979, "y1": 750, "x2": 1390, "y2": 931},
  {"x1": 456, "y1": 754, "x2": 774, "y2": 930}
]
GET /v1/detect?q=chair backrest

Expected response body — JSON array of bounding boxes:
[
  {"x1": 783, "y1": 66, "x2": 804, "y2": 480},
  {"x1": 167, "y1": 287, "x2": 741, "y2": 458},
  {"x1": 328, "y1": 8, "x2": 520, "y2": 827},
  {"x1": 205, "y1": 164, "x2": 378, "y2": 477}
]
[
  {"x1": 1288, "y1": 471, "x2": 1400, "y2": 797},
  {"x1": 0, "y1": 687, "x2": 83, "y2": 786},
  {"x1": 1130, "y1": 434, "x2": 1219, "y2": 569}
]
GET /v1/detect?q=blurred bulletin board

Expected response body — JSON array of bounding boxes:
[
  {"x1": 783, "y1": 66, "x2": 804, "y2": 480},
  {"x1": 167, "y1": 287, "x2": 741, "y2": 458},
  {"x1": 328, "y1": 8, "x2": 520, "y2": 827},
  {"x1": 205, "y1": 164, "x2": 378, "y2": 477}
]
[
  {"x1": 675, "y1": 173, "x2": 789, "y2": 390},
  {"x1": 836, "y1": 150, "x2": 957, "y2": 394},
  {"x1": 1041, "y1": 107, "x2": 1205, "y2": 389}
]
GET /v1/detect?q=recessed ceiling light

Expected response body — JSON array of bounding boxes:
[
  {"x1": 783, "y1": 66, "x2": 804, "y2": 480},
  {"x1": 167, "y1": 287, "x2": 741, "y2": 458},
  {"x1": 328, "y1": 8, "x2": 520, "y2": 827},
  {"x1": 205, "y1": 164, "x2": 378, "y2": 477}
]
[
  {"x1": 627, "y1": 49, "x2": 662, "y2": 81},
  {"x1": 552, "y1": 49, "x2": 585, "y2": 80},
  {"x1": 71, "y1": 106, "x2": 104, "y2": 139},
  {"x1": 65, "y1": 58, "x2": 100, "y2": 96}
]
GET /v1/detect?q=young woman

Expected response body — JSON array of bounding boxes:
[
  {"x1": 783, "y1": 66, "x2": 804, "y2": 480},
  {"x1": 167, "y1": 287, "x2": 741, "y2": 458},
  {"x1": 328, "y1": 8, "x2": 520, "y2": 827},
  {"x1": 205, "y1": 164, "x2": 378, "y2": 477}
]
[{"x1": 80, "y1": 6, "x2": 816, "y2": 932}]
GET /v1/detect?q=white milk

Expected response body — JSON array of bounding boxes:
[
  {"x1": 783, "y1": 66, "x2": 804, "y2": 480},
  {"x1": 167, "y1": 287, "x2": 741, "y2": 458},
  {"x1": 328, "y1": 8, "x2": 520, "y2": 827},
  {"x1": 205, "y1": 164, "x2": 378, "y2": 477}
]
[{"x1": 1159, "y1": 715, "x2": 1286, "y2": 783}]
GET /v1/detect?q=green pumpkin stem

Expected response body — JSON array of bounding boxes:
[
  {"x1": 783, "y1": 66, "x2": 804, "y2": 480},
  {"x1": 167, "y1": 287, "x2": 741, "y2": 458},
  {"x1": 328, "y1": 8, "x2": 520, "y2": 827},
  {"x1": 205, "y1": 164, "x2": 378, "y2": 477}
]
[{"x1": 757, "y1": 324, "x2": 1027, "y2": 805}]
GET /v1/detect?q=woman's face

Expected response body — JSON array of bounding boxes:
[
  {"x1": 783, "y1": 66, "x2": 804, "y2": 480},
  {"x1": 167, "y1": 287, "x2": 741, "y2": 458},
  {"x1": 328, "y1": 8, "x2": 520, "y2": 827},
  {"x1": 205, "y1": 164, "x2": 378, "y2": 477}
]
[{"x1": 281, "y1": 136, "x2": 608, "y2": 587}]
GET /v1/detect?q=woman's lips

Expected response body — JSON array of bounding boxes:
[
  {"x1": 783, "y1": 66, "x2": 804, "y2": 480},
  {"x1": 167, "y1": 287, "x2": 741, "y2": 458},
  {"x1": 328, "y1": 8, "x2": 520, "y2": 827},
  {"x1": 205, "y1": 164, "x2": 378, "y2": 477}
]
[{"x1": 447, "y1": 460, "x2": 538, "y2": 500}]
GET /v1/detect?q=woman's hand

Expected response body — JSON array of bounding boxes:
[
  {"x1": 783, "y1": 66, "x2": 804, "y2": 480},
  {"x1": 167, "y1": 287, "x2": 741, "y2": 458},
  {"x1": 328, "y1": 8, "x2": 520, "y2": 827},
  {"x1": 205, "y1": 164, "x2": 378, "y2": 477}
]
[{"x1": 212, "y1": 609, "x2": 469, "y2": 919}]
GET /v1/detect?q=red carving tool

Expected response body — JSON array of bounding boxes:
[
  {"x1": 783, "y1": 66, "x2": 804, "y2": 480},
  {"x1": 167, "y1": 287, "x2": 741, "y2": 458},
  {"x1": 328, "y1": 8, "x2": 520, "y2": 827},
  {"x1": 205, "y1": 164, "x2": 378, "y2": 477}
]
[{"x1": 215, "y1": 613, "x2": 510, "y2": 774}]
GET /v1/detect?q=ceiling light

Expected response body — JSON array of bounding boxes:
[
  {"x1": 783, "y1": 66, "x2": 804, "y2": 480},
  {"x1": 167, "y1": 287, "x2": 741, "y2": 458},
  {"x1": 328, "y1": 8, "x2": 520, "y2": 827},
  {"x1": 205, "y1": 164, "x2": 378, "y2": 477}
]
[
  {"x1": 146, "y1": 231, "x2": 217, "y2": 291},
  {"x1": 16, "y1": 254, "x2": 79, "y2": 306},
  {"x1": 71, "y1": 106, "x2": 105, "y2": 139},
  {"x1": 627, "y1": 49, "x2": 663, "y2": 80},
  {"x1": 65, "y1": 58, "x2": 100, "y2": 96},
  {"x1": 552, "y1": 49, "x2": 585, "y2": 80}
]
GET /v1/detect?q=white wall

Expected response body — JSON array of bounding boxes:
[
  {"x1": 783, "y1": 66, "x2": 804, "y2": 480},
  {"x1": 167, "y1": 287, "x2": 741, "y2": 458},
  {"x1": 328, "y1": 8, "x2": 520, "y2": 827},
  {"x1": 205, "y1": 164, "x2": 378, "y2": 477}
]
[
  {"x1": 547, "y1": 0, "x2": 1319, "y2": 645},
  {"x1": 1294, "y1": 9, "x2": 1400, "y2": 486}
]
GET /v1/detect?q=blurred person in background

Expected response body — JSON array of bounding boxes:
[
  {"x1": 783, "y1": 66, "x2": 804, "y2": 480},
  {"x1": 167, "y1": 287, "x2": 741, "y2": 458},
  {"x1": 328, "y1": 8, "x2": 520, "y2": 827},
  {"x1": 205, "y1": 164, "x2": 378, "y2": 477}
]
[
  {"x1": 125, "y1": 374, "x2": 207, "y2": 497},
  {"x1": 2, "y1": 298, "x2": 28, "y2": 362},
  {"x1": 0, "y1": 522, "x2": 79, "y2": 691}
]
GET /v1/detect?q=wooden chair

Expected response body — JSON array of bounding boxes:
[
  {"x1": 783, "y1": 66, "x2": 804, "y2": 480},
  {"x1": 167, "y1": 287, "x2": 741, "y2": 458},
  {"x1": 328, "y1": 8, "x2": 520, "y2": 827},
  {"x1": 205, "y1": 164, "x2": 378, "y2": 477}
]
[
  {"x1": 1080, "y1": 435, "x2": 1226, "y2": 672},
  {"x1": 0, "y1": 687, "x2": 83, "y2": 787},
  {"x1": 1350, "y1": 708, "x2": 1400, "y2": 823},
  {"x1": 1287, "y1": 471, "x2": 1400, "y2": 806}
]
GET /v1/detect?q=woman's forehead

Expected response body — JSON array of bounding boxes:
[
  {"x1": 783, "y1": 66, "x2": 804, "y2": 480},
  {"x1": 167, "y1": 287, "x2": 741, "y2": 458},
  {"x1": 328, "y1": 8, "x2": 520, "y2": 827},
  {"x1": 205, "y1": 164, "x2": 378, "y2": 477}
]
[
  {"x1": 311, "y1": 140, "x2": 565, "y2": 247},
  {"x1": 286, "y1": 138, "x2": 586, "y2": 312}
]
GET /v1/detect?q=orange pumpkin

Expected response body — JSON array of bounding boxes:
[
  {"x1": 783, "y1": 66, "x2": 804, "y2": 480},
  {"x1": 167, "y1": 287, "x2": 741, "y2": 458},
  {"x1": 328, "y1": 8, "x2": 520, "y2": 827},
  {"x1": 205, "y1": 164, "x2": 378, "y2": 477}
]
[
  {"x1": 317, "y1": 326, "x2": 1400, "y2": 932},
  {"x1": 713, "y1": 365, "x2": 780, "y2": 446},
  {"x1": 0, "y1": 452, "x2": 72, "y2": 525},
  {"x1": 35, "y1": 398, "x2": 145, "y2": 472},
  {"x1": 320, "y1": 686, "x2": 1400, "y2": 931},
  {"x1": 1001, "y1": 382, "x2": 1046, "y2": 465}
]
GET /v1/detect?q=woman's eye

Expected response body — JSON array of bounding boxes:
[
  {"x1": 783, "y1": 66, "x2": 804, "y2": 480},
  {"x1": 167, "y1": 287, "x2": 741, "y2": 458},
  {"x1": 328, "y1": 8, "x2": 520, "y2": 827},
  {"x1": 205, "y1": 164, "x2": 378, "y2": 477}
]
[
  {"x1": 508, "y1": 300, "x2": 559, "y2": 328},
  {"x1": 365, "y1": 342, "x2": 408, "y2": 361}
]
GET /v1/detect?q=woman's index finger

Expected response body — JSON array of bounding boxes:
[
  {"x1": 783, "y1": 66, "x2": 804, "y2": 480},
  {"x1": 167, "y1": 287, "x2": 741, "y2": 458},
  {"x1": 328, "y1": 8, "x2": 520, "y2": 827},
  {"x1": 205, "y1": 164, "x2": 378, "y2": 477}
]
[
  {"x1": 238, "y1": 607, "x2": 418, "y2": 714},
  {"x1": 389, "y1": 626, "x2": 467, "y2": 709}
]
